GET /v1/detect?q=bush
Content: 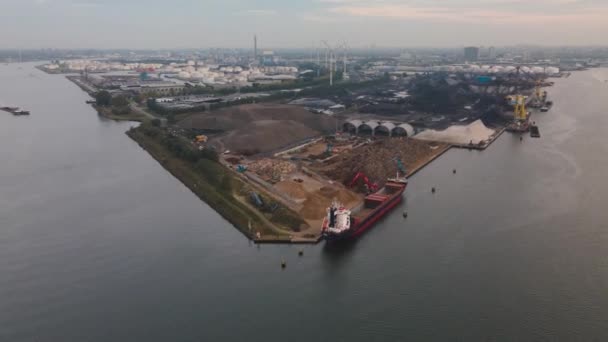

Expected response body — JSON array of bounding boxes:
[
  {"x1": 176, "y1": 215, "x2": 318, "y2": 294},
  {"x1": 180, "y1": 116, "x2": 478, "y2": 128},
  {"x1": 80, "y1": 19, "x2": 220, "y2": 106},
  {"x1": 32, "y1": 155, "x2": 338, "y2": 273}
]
[
  {"x1": 95, "y1": 91, "x2": 111, "y2": 106},
  {"x1": 194, "y1": 159, "x2": 223, "y2": 186},
  {"x1": 111, "y1": 95, "x2": 129, "y2": 107},
  {"x1": 141, "y1": 124, "x2": 161, "y2": 137}
]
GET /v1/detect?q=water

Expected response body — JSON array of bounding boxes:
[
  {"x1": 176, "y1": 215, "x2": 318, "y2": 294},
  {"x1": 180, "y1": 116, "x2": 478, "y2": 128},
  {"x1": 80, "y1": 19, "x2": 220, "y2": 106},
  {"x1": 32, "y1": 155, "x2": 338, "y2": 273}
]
[{"x1": 1, "y1": 63, "x2": 608, "y2": 341}]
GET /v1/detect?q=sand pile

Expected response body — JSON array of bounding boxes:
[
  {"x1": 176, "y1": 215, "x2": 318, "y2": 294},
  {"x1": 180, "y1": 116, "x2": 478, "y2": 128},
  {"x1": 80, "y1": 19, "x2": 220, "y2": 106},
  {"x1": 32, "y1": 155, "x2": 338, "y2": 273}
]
[
  {"x1": 298, "y1": 185, "x2": 360, "y2": 220},
  {"x1": 275, "y1": 181, "x2": 308, "y2": 200},
  {"x1": 414, "y1": 120, "x2": 495, "y2": 145}
]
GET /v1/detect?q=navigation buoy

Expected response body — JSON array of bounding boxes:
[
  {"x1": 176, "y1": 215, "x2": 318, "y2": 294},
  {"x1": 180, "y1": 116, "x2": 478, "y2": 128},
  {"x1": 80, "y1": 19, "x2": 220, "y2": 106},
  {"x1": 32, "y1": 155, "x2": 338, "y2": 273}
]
[
  {"x1": 432, "y1": 187, "x2": 436, "y2": 193},
  {"x1": 281, "y1": 260, "x2": 286, "y2": 268}
]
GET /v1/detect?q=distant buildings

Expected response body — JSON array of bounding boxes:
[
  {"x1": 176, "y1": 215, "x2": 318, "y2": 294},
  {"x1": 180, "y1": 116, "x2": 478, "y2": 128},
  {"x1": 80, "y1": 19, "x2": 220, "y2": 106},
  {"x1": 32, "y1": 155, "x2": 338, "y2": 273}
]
[
  {"x1": 488, "y1": 46, "x2": 496, "y2": 60},
  {"x1": 464, "y1": 47, "x2": 480, "y2": 62},
  {"x1": 41, "y1": 59, "x2": 299, "y2": 87},
  {"x1": 261, "y1": 50, "x2": 276, "y2": 65}
]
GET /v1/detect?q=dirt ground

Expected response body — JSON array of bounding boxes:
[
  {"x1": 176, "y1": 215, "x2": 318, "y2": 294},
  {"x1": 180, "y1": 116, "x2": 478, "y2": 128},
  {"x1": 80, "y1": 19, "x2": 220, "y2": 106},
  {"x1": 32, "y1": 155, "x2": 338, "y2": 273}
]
[
  {"x1": 286, "y1": 138, "x2": 359, "y2": 160},
  {"x1": 178, "y1": 103, "x2": 338, "y2": 154},
  {"x1": 312, "y1": 137, "x2": 450, "y2": 187},
  {"x1": 271, "y1": 170, "x2": 362, "y2": 235}
]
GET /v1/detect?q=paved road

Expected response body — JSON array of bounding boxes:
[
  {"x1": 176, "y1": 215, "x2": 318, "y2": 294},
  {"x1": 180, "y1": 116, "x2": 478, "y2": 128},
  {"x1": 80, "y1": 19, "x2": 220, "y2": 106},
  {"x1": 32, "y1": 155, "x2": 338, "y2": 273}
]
[{"x1": 130, "y1": 103, "x2": 163, "y2": 122}]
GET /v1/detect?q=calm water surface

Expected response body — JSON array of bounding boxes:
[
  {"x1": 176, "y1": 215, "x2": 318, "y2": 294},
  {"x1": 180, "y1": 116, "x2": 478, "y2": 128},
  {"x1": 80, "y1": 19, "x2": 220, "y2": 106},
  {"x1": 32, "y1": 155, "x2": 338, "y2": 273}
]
[{"x1": 1, "y1": 63, "x2": 608, "y2": 341}]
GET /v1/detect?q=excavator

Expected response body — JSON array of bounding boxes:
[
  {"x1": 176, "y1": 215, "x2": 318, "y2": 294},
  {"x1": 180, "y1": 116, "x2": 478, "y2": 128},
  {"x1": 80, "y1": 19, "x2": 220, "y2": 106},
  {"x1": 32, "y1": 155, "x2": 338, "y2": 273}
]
[{"x1": 349, "y1": 172, "x2": 378, "y2": 194}]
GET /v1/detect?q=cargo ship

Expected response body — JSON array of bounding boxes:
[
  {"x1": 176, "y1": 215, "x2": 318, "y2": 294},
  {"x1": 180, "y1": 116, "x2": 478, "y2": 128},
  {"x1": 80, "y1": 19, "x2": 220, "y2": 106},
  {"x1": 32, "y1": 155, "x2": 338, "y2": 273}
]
[{"x1": 322, "y1": 176, "x2": 407, "y2": 241}]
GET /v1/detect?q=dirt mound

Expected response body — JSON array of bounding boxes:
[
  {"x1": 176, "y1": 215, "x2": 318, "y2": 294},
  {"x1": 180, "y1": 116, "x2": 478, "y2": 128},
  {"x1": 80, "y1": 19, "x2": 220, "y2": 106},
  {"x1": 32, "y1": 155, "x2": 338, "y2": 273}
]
[
  {"x1": 179, "y1": 104, "x2": 338, "y2": 155},
  {"x1": 319, "y1": 186, "x2": 338, "y2": 198},
  {"x1": 223, "y1": 120, "x2": 319, "y2": 154},
  {"x1": 300, "y1": 194, "x2": 331, "y2": 220},
  {"x1": 314, "y1": 138, "x2": 449, "y2": 189},
  {"x1": 299, "y1": 185, "x2": 360, "y2": 220},
  {"x1": 275, "y1": 181, "x2": 308, "y2": 200},
  {"x1": 179, "y1": 103, "x2": 336, "y2": 132}
]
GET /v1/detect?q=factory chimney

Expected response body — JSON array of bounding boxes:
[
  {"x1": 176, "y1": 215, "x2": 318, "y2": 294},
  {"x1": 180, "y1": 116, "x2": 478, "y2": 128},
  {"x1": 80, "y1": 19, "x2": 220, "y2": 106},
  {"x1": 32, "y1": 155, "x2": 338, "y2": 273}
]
[{"x1": 254, "y1": 34, "x2": 258, "y2": 60}]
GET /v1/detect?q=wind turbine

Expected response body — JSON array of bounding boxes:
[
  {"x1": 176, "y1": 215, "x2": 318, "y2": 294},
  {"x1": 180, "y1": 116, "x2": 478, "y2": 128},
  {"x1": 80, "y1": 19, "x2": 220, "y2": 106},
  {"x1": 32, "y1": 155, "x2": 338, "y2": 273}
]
[{"x1": 322, "y1": 40, "x2": 334, "y2": 86}]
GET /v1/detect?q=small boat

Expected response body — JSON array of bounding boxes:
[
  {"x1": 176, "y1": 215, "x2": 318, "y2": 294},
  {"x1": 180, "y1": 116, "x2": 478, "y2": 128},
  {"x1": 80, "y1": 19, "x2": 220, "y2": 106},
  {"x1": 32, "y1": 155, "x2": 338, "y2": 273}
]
[
  {"x1": 540, "y1": 101, "x2": 553, "y2": 112},
  {"x1": 530, "y1": 124, "x2": 541, "y2": 138}
]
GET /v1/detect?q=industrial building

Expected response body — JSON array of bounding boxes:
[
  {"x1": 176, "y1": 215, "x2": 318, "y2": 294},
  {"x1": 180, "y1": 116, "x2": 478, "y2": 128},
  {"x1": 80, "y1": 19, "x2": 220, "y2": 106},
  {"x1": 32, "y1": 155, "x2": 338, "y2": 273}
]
[
  {"x1": 464, "y1": 47, "x2": 480, "y2": 62},
  {"x1": 343, "y1": 120, "x2": 415, "y2": 137}
]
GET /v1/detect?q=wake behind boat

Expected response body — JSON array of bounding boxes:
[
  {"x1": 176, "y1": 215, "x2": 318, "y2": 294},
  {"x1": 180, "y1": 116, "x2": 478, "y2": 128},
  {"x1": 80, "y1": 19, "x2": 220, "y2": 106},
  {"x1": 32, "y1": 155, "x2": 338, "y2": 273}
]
[{"x1": 1, "y1": 106, "x2": 30, "y2": 115}]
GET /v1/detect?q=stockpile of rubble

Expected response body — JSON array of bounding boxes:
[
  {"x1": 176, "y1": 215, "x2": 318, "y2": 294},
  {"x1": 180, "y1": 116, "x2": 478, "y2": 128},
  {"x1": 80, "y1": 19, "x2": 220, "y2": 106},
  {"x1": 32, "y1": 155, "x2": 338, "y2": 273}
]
[
  {"x1": 248, "y1": 159, "x2": 296, "y2": 183},
  {"x1": 315, "y1": 138, "x2": 449, "y2": 188}
]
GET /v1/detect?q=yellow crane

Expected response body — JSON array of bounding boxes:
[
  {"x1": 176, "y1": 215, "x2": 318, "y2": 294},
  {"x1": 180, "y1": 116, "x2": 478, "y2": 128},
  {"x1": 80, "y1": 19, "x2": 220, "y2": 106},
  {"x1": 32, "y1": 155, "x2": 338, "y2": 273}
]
[{"x1": 514, "y1": 95, "x2": 528, "y2": 121}]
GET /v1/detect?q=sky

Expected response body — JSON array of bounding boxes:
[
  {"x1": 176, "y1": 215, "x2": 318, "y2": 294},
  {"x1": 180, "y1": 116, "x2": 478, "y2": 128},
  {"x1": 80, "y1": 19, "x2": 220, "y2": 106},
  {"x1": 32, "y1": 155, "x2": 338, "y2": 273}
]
[{"x1": 1, "y1": 0, "x2": 607, "y2": 49}]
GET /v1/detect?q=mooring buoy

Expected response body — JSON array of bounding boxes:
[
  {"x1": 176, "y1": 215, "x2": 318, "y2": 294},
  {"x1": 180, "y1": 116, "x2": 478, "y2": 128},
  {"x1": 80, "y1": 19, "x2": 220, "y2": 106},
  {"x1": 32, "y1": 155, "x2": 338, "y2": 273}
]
[
  {"x1": 281, "y1": 260, "x2": 286, "y2": 268},
  {"x1": 403, "y1": 212, "x2": 408, "y2": 218},
  {"x1": 432, "y1": 187, "x2": 436, "y2": 193},
  {"x1": 298, "y1": 250, "x2": 304, "y2": 256},
  {"x1": 453, "y1": 169, "x2": 456, "y2": 174}
]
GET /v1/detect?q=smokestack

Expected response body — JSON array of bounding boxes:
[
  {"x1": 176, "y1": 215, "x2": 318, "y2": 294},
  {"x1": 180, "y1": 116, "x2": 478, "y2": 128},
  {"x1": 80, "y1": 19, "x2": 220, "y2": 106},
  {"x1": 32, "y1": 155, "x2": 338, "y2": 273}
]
[{"x1": 254, "y1": 35, "x2": 258, "y2": 60}]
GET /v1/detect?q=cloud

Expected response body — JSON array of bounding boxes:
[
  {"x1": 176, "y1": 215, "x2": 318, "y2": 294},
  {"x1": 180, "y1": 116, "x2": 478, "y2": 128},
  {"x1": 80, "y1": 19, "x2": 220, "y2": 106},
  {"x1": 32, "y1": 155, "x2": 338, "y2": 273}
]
[
  {"x1": 72, "y1": 2, "x2": 103, "y2": 8},
  {"x1": 236, "y1": 9, "x2": 278, "y2": 16},
  {"x1": 326, "y1": 2, "x2": 608, "y2": 24}
]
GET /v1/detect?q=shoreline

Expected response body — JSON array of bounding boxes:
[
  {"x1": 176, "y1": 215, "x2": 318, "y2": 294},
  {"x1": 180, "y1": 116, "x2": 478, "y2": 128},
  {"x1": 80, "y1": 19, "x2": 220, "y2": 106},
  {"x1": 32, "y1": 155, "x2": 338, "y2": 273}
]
[
  {"x1": 66, "y1": 74, "x2": 510, "y2": 244},
  {"x1": 126, "y1": 124, "x2": 308, "y2": 243}
]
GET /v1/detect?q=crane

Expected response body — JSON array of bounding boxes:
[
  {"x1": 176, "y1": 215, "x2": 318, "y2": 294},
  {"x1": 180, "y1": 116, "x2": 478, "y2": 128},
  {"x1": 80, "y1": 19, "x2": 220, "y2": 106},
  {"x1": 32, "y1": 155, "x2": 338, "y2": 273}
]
[
  {"x1": 514, "y1": 95, "x2": 528, "y2": 121},
  {"x1": 393, "y1": 157, "x2": 407, "y2": 177},
  {"x1": 322, "y1": 40, "x2": 335, "y2": 86},
  {"x1": 349, "y1": 172, "x2": 378, "y2": 193}
]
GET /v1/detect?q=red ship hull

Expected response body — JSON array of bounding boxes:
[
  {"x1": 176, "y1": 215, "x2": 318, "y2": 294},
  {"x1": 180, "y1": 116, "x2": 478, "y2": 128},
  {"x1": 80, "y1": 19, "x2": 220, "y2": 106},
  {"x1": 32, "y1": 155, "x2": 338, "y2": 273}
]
[{"x1": 323, "y1": 181, "x2": 406, "y2": 242}]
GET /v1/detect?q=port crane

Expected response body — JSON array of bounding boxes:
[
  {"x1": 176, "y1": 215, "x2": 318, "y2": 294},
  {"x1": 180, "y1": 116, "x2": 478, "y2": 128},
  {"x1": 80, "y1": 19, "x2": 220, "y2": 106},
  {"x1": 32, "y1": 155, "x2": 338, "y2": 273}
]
[
  {"x1": 393, "y1": 157, "x2": 407, "y2": 177},
  {"x1": 514, "y1": 95, "x2": 529, "y2": 121}
]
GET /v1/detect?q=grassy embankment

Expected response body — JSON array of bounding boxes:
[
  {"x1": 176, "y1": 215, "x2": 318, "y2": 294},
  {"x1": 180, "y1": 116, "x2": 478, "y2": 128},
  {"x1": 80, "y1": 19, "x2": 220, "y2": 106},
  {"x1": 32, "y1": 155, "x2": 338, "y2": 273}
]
[
  {"x1": 127, "y1": 123, "x2": 305, "y2": 241},
  {"x1": 94, "y1": 104, "x2": 148, "y2": 122}
]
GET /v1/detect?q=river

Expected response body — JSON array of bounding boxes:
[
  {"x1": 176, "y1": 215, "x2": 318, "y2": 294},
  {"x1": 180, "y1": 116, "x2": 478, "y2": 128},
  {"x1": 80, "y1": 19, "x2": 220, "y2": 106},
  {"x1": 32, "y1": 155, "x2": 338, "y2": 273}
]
[{"x1": 1, "y1": 63, "x2": 608, "y2": 341}]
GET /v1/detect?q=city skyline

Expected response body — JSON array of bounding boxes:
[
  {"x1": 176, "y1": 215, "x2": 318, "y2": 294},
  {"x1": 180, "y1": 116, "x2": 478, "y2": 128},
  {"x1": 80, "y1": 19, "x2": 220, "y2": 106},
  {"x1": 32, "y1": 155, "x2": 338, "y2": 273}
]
[{"x1": 1, "y1": 0, "x2": 607, "y2": 49}]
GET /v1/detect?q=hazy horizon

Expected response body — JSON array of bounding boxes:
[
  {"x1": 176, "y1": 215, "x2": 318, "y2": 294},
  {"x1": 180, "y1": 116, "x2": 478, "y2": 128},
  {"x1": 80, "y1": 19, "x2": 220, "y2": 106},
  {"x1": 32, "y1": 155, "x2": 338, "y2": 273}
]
[{"x1": 2, "y1": 0, "x2": 608, "y2": 49}]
